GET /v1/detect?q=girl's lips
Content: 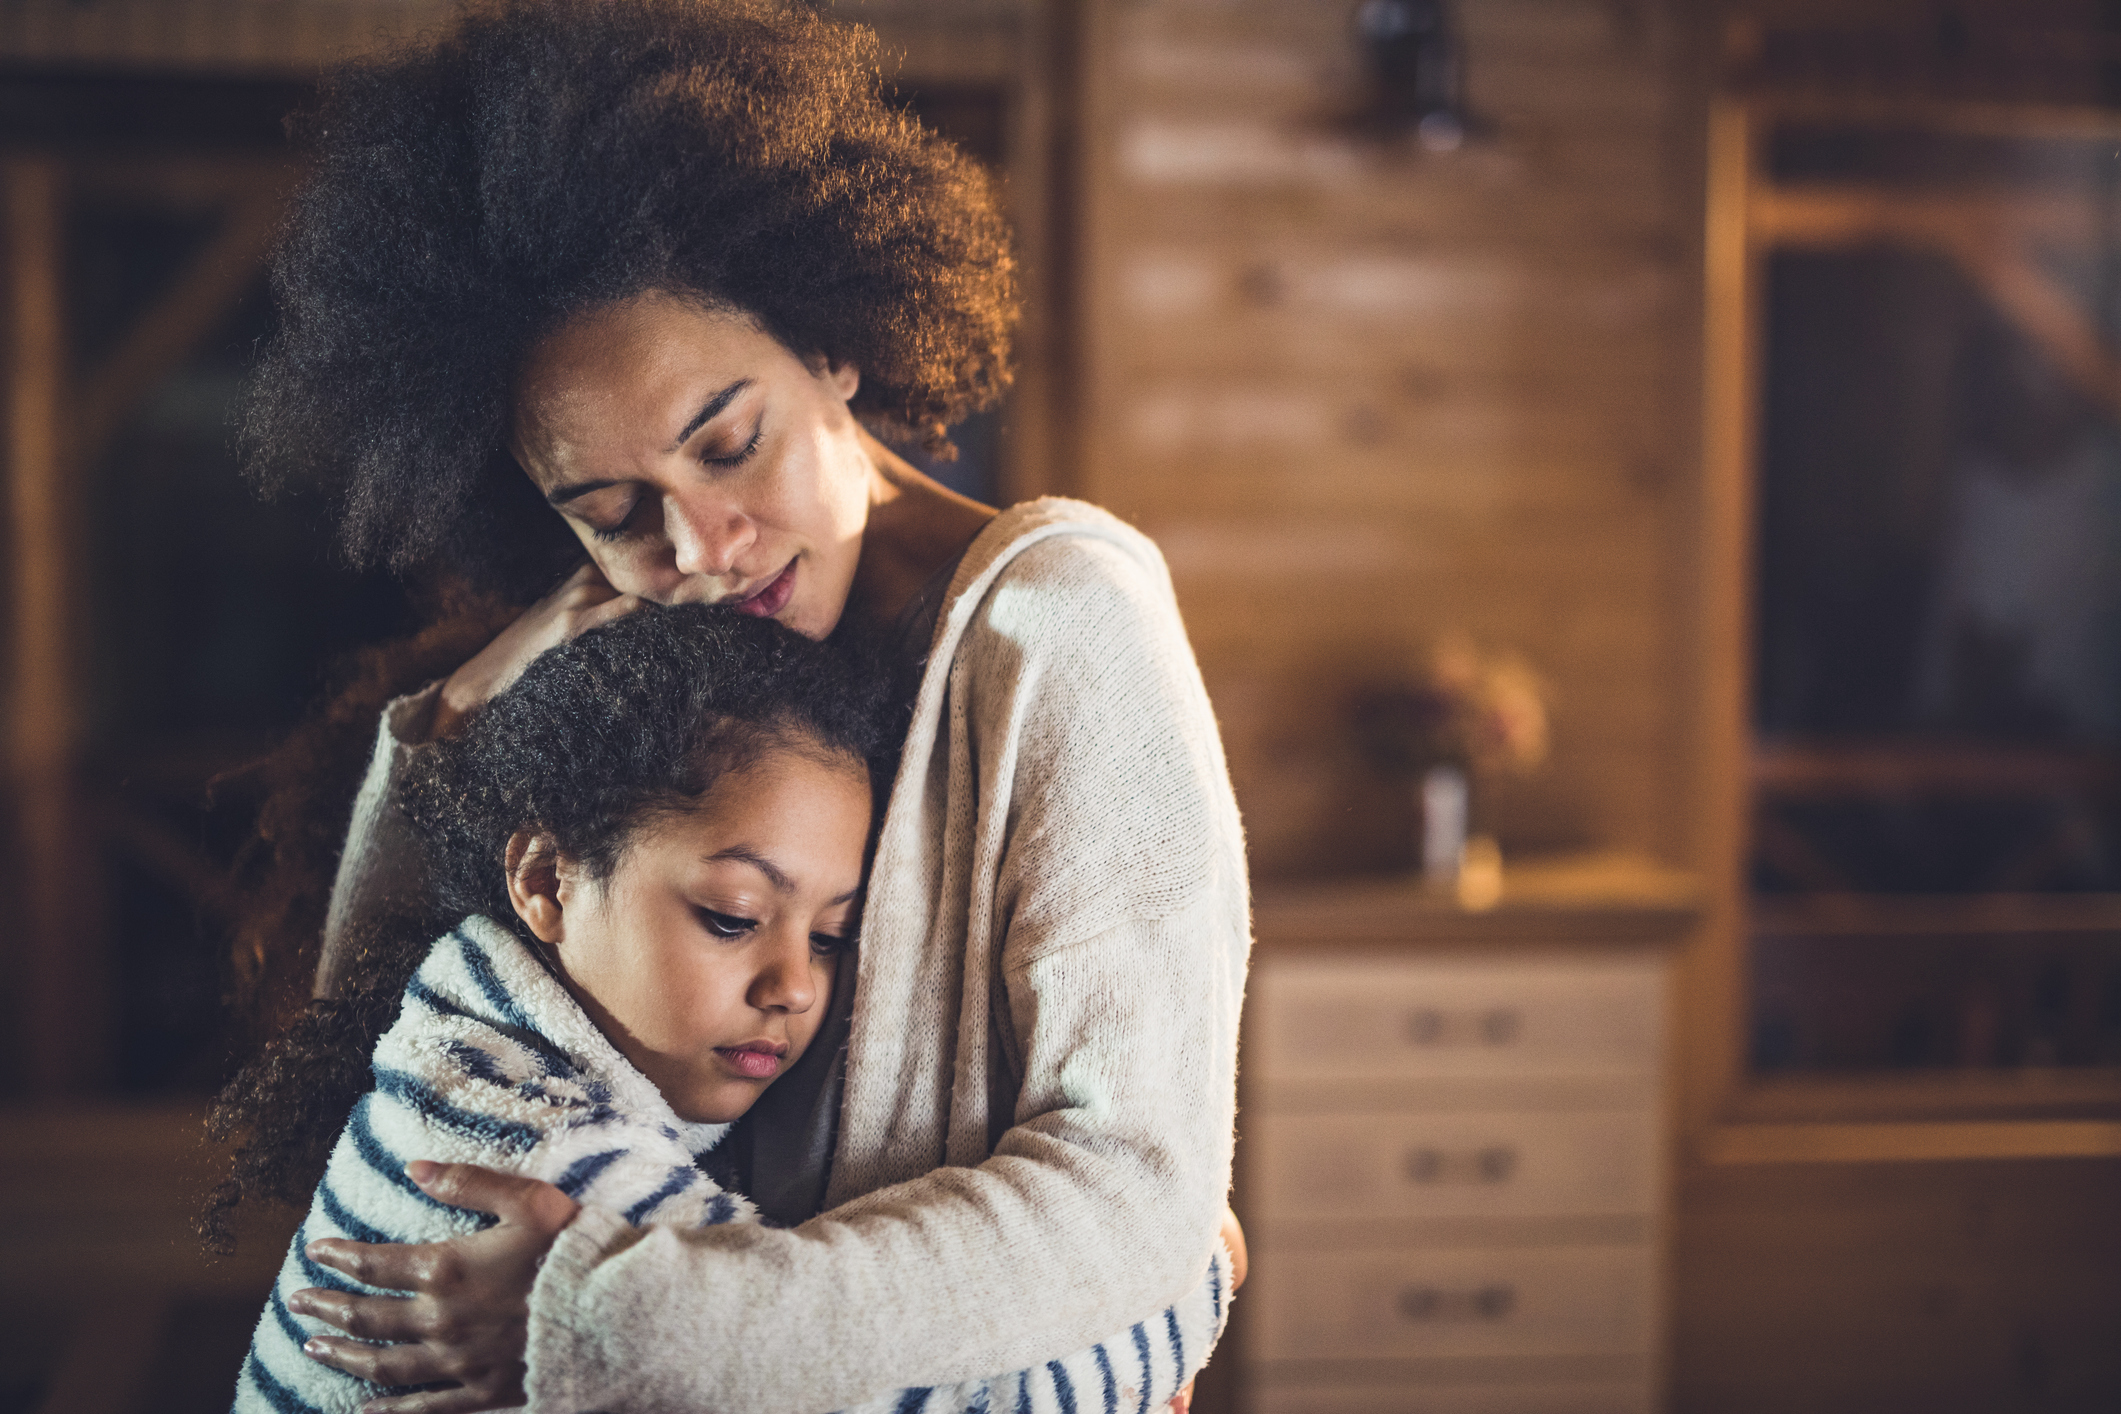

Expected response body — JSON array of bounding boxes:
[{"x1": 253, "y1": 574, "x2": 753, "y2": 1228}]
[
  {"x1": 728, "y1": 560, "x2": 797, "y2": 618},
  {"x1": 715, "y1": 1045, "x2": 784, "y2": 1081}
]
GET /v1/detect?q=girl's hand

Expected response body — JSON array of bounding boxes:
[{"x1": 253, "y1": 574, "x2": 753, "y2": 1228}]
[
  {"x1": 433, "y1": 564, "x2": 640, "y2": 737},
  {"x1": 287, "y1": 1161, "x2": 579, "y2": 1414}
]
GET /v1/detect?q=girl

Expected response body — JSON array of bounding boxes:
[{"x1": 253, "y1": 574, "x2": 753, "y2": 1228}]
[
  {"x1": 226, "y1": 605, "x2": 1230, "y2": 1414},
  {"x1": 222, "y1": 2, "x2": 1252, "y2": 1409}
]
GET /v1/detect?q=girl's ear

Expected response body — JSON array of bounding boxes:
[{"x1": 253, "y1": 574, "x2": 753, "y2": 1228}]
[{"x1": 504, "y1": 831, "x2": 566, "y2": 944}]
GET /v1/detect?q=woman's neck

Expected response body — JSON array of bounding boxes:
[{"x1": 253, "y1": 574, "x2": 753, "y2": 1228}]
[{"x1": 847, "y1": 431, "x2": 997, "y2": 629}]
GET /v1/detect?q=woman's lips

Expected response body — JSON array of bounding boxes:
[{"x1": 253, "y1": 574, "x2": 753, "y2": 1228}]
[
  {"x1": 728, "y1": 560, "x2": 797, "y2": 618},
  {"x1": 715, "y1": 1043, "x2": 785, "y2": 1080}
]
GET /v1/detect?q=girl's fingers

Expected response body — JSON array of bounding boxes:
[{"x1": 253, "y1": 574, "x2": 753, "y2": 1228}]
[{"x1": 407, "y1": 1161, "x2": 580, "y2": 1234}]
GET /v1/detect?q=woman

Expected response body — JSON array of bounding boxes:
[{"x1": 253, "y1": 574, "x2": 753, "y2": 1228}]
[{"x1": 222, "y1": 4, "x2": 1250, "y2": 1412}]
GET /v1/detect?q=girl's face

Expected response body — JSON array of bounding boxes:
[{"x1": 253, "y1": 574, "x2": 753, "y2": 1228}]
[
  {"x1": 507, "y1": 742, "x2": 873, "y2": 1124},
  {"x1": 509, "y1": 292, "x2": 878, "y2": 641}
]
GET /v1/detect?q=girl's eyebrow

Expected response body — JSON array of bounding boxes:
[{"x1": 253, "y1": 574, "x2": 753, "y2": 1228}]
[
  {"x1": 707, "y1": 847, "x2": 792, "y2": 891},
  {"x1": 705, "y1": 847, "x2": 860, "y2": 904}
]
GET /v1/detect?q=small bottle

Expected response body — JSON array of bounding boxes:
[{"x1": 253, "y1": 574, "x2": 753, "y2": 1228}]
[{"x1": 1421, "y1": 762, "x2": 1468, "y2": 885}]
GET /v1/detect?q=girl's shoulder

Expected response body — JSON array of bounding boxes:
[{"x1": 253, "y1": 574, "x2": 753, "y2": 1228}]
[{"x1": 370, "y1": 919, "x2": 674, "y2": 1161}]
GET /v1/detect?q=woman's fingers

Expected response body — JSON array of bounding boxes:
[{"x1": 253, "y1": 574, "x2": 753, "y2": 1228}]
[
  {"x1": 361, "y1": 1383, "x2": 515, "y2": 1414},
  {"x1": 287, "y1": 1284, "x2": 422, "y2": 1342},
  {"x1": 433, "y1": 566, "x2": 634, "y2": 735},
  {"x1": 567, "y1": 590, "x2": 643, "y2": 637},
  {"x1": 291, "y1": 1161, "x2": 571, "y2": 1413},
  {"x1": 407, "y1": 1161, "x2": 580, "y2": 1236},
  {"x1": 299, "y1": 1331, "x2": 449, "y2": 1387},
  {"x1": 302, "y1": 1235, "x2": 459, "y2": 1298}
]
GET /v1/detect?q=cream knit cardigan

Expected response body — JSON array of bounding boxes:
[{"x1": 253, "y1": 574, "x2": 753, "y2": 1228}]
[{"x1": 331, "y1": 499, "x2": 1251, "y2": 1414}]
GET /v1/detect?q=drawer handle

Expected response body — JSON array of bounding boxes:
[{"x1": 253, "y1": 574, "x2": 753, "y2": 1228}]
[
  {"x1": 1404, "y1": 1145, "x2": 1518, "y2": 1185},
  {"x1": 1396, "y1": 1284, "x2": 1517, "y2": 1322},
  {"x1": 1404, "y1": 1007, "x2": 1523, "y2": 1047}
]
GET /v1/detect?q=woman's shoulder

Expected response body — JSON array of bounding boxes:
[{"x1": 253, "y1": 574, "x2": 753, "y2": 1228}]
[
  {"x1": 972, "y1": 497, "x2": 1170, "y2": 584},
  {"x1": 954, "y1": 497, "x2": 1184, "y2": 652}
]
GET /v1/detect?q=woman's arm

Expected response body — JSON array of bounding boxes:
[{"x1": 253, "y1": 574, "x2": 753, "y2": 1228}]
[{"x1": 315, "y1": 566, "x2": 638, "y2": 998}]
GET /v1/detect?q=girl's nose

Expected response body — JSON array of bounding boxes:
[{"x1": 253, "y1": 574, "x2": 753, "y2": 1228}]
[
  {"x1": 664, "y1": 492, "x2": 754, "y2": 578},
  {"x1": 748, "y1": 930, "x2": 818, "y2": 1015}
]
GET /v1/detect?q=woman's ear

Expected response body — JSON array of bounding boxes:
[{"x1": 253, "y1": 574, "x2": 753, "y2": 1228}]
[
  {"x1": 504, "y1": 831, "x2": 566, "y2": 944},
  {"x1": 821, "y1": 356, "x2": 859, "y2": 402}
]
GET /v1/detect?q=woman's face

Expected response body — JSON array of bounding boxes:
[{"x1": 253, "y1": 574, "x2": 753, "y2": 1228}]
[
  {"x1": 510, "y1": 292, "x2": 877, "y2": 640},
  {"x1": 510, "y1": 742, "x2": 873, "y2": 1125}
]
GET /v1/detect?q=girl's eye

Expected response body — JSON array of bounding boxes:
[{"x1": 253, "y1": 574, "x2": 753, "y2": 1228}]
[
  {"x1": 810, "y1": 932, "x2": 854, "y2": 959},
  {"x1": 703, "y1": 421, "x2": 763, "y2": 468},
  {"x1": 699, "y1": 908, "x2": 757, "y2": 939}
]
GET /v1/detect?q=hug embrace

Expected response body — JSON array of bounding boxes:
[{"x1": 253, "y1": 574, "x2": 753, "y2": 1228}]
[{"x1": 205, "y1": 3, "x2": 1252, "y2": 1414}]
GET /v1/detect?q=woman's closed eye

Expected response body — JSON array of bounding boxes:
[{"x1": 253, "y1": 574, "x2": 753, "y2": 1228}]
[
  {"x1": 702, "y1": 419, "x2": 764, "y2": 468},
  {"x1": 582, "y1": 492, "x2": 646, "y2": 543},
  {"x1": 809, "y1": 930, "x2": 855, "y2": 959}
]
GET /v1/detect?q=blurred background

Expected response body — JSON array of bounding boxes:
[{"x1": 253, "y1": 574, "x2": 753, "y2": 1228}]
[{"x1": 2, "y1": 0, "x2": 2118, "y2": 1410}]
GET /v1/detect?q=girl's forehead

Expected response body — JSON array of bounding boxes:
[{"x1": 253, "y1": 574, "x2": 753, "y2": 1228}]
[{"x1": 633, "y1": 744, "x2": 872, "y2": 866}]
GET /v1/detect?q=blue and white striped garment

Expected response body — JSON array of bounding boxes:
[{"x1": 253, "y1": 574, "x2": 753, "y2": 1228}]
[{"x1": 236, "y1": 914, "x2": 1231, "y2": 1414}]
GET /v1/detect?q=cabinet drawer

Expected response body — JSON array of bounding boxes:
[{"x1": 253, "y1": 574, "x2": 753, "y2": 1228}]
[
  {"x1": 1250, "y1": 956, "x2": 1662, "y2": 1080},
  {"x1": 1248, "y1": 1110, "x2": 1658, "y2": 1221},
  {"x1": 1252, "y1": 1245, "x2": 1655, "y2": 1362},
  {"x1": 1250, "y1": 1384, "x2": 1653, "y2": 1414}
]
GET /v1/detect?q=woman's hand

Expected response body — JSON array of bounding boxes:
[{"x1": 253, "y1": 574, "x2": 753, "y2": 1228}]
[
  {"x1": 433, "y1": 564, "x2": 640, "y2": 737},
  {"x1": 288, "y1": 1161, "x2": 579, "y2": 1414}
]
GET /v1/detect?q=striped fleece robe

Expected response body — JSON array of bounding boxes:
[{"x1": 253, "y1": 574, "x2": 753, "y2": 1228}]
[{"x1": 235, "y1": 914, "x2": 1232, "y2": 1414}]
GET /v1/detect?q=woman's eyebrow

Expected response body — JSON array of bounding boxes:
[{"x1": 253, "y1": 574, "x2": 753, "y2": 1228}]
[
  {"x1": 666, "y1": 378, "x2": 751, "y2": 452},
  {"x1": 543, "y1": 378, "x2": 754, "y2": 505}
]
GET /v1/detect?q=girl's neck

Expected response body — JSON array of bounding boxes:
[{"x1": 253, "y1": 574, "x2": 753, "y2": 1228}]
[{"x1": 847, "y1": 431, "x2": 995, "y2": 630}]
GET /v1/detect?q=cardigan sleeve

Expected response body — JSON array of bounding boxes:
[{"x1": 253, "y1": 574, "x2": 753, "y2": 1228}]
[
  {"x1": 523, "y1": 532, "x2": 1250, "y2": 1414},
  {"x1": 316, "y1": 682, "x2": 445, "y2": 999}
]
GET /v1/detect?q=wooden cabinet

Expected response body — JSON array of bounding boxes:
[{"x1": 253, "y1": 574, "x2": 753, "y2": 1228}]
[{"x1": 1233, "y1": 858, "x2": 1697, "y2": 1414}]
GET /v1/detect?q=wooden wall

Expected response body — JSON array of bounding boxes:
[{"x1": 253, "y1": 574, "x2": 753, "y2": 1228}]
[
  {"x1": 1077, "y1": 0, "x2": 1714, "y2": 881},
  {"x1": 1075, "y1": 4, "x2": 2121, "y2": 1411}
]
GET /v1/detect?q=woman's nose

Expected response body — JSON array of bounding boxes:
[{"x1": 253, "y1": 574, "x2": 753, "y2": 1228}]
[
  {"x1": 748, "y1": 931, "x2": 818, "y2": 1015},
  {"x1": 664, "y1": 492, "x2": 753, "y2": 578}
]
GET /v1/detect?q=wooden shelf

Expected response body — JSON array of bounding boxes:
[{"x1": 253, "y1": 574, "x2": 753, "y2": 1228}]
[
  {"x1": 1751, "y1": 893, "x2": 2121, "y2": 936},
  {"x1": 1752, "y1": 741, "x2": 2120, "y2": 800},
  {"x1": 1700, "y1": 1118, "x2": 2121, "y2": 1165},
  {"x1": 1734, "y1": 1067, "x2": 2121, "y2": 1123},
  {"x1": 1253, "y1": 851, "x2": 1704, "y2": 952}
]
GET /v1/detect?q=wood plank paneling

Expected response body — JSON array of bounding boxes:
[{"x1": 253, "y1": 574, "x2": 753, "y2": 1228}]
[{"x1": 1082, "y1": 0, "x2": 1701, "y2": 878}]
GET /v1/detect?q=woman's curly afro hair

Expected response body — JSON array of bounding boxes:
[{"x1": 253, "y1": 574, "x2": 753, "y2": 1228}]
[
  {"x1": 203, "y1": 603, "x2": 887, "y2": 1243},
  {"x1": 240, "y1": 0, "x2": 1017, "y2": 592}
]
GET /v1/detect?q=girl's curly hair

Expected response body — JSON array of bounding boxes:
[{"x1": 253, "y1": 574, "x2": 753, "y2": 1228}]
[
  {"x1": 240, "y1": 0, "x2": 1017, "y2": 595},
  {"x1": 203, "y1": 605, "x2": 887, "y2": 1245}
]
